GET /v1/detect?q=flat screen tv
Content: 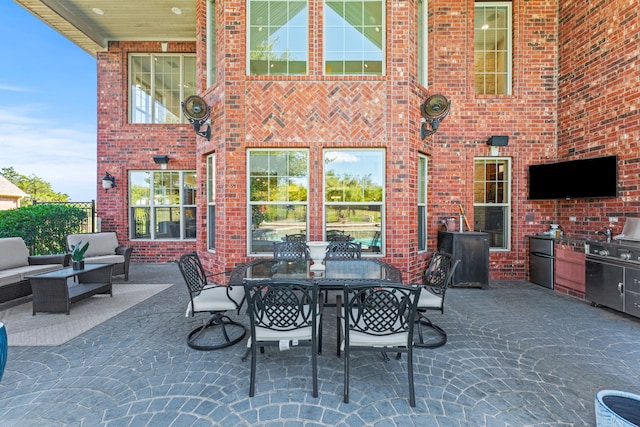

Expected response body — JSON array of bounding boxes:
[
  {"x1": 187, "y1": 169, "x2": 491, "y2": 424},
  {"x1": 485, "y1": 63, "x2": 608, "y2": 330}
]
[{"x1": 528, "y1": 155, "x2": 618, "y2": 200}]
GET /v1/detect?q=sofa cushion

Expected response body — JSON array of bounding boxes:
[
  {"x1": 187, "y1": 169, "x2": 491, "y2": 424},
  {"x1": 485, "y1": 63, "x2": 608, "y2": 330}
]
[
  {"x1": 0, "y1": 237, "x2": 30, "y2": 270},
  {"x1": 15, "y1": 264, "x2": 65, "y2": 280},
  {"x1": 0, "y1": 271, "x2": 23, "y2": 287},
  {"x1": 0, "y1": 264, "x2": 63, "y2": 287},
  {"x1": 68, "y1": 233, "x2": 119, "y2": 258},
  {"x1": 85, "y1": 255, "x2": 125, "y2": 265}
]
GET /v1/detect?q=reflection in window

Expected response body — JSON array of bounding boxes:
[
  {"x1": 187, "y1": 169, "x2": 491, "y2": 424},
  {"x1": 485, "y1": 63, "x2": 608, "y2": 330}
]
[
  {"x1": 207, "y1": 154, "x2": 216, "y2": 250},
  {"x1": 207, "y1": 0, "x2": 216, "y2": 86},
  {"x1": 473, "y1": 158, "x2": 510, "y2": 250},
  {"x1": 417, "y1": 0, "x2": 427, "y2": 86},
  {"x1": 324, "y1": 149, "x2": 384, "y2": 253},
  {"x1": 324, "y1": 0, "x2": 384, "y2": 75},
  {"x1": 129, "y1": 54, "x2": 196, "y2": 123},
  {"x1": 418, "y1": 154, "x2": 427, "y2": 251},
  {"x1": 474, "y1": 2, "x2": 511, "y2": 94},
  {"x1": 248, "y1": 0, "x2": 308, "y2": 75},
  {"x1": 130, "y1": 171, "x2": 197, "y2": 240},
  {"x1": 248, "y1": 150, "x2": 309, "y2": 254}
]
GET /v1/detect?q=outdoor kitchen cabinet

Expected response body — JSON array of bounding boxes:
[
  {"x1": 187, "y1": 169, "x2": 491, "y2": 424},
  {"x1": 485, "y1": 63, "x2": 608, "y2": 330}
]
[
  {"x1": 437, "y1": 231, "x2": 489, "y2": 288},
  {"x1": 554, "y1": 244, "x2": 586, "y2": 294}
]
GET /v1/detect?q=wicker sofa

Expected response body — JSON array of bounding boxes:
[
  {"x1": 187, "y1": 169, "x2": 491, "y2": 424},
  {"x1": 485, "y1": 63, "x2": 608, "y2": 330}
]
[
  {"x1": 66, "y1": 232, "x2": 133, "y2": 281},
  {"x1": 0, "y1": 237, "x2": 70, "y2": 303}
]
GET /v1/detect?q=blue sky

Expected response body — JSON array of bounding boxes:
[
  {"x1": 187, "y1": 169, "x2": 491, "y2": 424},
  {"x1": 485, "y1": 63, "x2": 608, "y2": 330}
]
[{"x1": 0, "y1": 1, "x2": 97, "y2": 201}]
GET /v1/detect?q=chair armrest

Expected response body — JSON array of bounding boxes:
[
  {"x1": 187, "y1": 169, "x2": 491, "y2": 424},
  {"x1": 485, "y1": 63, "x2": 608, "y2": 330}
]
[
  {"x1": 115, "y1": 246, "x2": 133, "y2": 259},
  {"x1": 29, "y1": 253, "x2": 71, "y2": 266}
]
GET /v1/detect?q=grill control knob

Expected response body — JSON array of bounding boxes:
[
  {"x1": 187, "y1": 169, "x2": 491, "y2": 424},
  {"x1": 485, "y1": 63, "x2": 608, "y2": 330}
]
[
  {"x1": 620, "y1": 253, "x2": 631, "y2": 261},
  {"x1": 598, "y1": 249, "x2": 610, "y2": 257}
]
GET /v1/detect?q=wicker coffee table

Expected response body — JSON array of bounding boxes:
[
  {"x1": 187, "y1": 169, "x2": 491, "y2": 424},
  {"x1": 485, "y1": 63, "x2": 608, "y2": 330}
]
[{"x1": 26, "y1": 263, "x2": 113, "y2": 315}]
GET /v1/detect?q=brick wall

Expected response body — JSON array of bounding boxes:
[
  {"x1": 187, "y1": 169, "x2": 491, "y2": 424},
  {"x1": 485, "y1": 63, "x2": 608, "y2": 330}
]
[
  {"x1": 96, "y1": 41, "x2": 199, "y2": 263},
  {"x1": 557, "y1": 0, "x2": 640, "y2": 237},
  {"x1": 95, "y1": 0, "x2": 639, "y2": 284}
]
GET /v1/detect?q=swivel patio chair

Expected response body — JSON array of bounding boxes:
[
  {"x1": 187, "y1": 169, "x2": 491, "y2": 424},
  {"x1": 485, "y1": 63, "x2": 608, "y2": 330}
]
[
  {"x1": 337, "y1": 282, "x2": 421, "y2": 406},
  {"x1": 177, "y1": 252, "x2": 246, "y2": 351},
  {"x1": 243, "y1": 280, "x2": 321, "y2": 397},
  {"x1": 412, "y1": 251, "x2": 459, "y2": 348},
  {"x1": 273, "y1": 241, "x2": 310, "y2": 261},
  {"x1": 325, "y1": 241, "x2": 362, "y2": 259}
]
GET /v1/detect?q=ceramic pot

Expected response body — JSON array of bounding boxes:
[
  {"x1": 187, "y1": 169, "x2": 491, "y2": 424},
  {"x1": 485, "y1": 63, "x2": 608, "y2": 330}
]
[{"x1": 72, "y1": 260, "x2": 85, "y2": 270}]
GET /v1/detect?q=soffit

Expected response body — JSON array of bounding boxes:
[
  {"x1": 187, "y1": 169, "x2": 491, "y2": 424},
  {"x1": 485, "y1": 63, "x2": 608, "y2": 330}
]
[{"x1": 14, "y1": 0, "x2": 196, "y2": 57}]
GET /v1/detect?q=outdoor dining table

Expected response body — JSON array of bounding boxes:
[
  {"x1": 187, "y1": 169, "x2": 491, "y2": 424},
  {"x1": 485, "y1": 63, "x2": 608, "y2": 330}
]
[{"x1": 228, "y1": 258, "x2": 403, "y2": 290}]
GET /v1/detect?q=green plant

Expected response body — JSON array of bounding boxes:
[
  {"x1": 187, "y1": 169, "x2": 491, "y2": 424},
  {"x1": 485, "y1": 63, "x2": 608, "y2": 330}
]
[{"x1": 70, "y1": 241, "x2": 90, "y2": 261}]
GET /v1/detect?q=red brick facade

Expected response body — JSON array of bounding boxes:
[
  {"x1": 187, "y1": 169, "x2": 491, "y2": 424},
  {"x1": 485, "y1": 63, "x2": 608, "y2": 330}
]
[{"x1": 95, "y1": 0, "x2": 639, "y2": 283}]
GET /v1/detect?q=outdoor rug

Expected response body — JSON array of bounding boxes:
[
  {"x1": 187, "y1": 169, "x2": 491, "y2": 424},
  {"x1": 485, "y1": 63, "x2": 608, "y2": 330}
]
[{"x1": 0, "y1": 284, "x2": 172, "y2": 346}]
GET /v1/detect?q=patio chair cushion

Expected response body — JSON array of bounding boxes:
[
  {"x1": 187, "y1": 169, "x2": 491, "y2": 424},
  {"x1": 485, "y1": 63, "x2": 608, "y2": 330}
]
[
  {"x1": 417, "y1": 289, "x2": 443, "y2": 309},
  {"x1": 67, "y1": 232, "x2": 119, "y2": 258},
  {"x1": 0, "y1": 238, "x2": 29, "y2": 270},
  {"x1": 0, "y1": 271, "x2": 22, "y2": 287},
  {"x1": 84, "y1": 254, "x2": 125, "y2": 265},
  {"x1": 185, "y1": 285, "x2": 245, "y2": 316},
  {"x1": 247, "y1": 305, "x2": 321, "y2": 344}
]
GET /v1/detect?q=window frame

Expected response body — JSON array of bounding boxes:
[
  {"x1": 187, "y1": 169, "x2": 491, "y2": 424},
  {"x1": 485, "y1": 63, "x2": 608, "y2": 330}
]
[
  {"x1": 418, "y1": 154, "x2": 428, "y2": 252},
  {"x1": 323, "y1": 0, "x2": 386, "y2": 76},
  {"x1": 246, "y1": 0, "x2": 310, "y2": 76},
  {"x1": 207, "y1": 154, "x2": 216, "y2": 251},
  {"x1": 417, "y1": 0, "x2": 428, "y2": 87},
  {"x1": 129, "y1": 170, "x2": 197, "y2": 241},
  {"x1": 323, "y1": 148, "x2": 385, "y2": 255},
  {"x1": 207, "y1": 0, "x2": 217, "y2": 86},
  {"x1": 128, "y1": 53, "x2": 197, "y2": 124},
  {"x1": 474, "y1": 1, "x2": 512, "y2": 95},
  {"x1": 247, "y1": 149, "x2": 310, "y2": 255},
  {"x1": 473, "y1": 157, "x2": 511, "y2": 251}
]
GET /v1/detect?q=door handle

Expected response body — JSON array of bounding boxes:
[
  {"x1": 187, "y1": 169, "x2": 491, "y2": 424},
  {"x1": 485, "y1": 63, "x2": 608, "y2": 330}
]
[{"x1": 618, "y1": 283, "x2": 624, "y2": 294}]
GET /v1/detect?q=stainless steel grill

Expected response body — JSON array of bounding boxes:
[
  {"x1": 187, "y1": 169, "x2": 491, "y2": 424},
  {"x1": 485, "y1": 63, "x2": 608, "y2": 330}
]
[{"x1": 585, "y1": 218, "x2": 640, "y2": 318}]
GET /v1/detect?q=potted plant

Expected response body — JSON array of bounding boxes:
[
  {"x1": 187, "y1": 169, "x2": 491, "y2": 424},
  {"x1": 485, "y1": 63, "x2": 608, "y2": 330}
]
[{"x1": 70, "y1": 240, "x2": 89, "y2": 270}]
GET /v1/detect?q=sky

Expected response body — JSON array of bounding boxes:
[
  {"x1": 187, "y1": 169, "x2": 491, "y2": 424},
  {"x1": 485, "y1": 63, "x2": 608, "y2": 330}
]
[{"x1": 0, "y1": 1, "x2": 97, "y2": 202}]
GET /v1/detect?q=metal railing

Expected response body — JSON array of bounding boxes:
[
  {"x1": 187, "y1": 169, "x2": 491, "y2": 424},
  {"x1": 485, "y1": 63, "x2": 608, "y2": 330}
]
[{"x1": 33, "y1": 200, "x2": 96, "y2": 233}]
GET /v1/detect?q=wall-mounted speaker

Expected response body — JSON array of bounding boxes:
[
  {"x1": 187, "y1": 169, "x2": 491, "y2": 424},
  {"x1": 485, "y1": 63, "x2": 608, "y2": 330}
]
[{"x1": 487, "y1": 136, "x2": 509, "y2": 146}]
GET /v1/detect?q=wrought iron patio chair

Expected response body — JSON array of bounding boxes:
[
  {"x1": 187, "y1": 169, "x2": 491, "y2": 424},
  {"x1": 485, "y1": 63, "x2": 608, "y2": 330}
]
[
  {"x1": 273, "y1": 241, "x2": 310, "y2": 261},
  {"x1": 412, "y1": 251, "x2": 459, "y2": 348},
  {"x1": 285, "y1": 233, "x2": 307, "y2": 242},
  {"x1": 243, "y1": 280, "x2": 321, "y2": 397},
  {"x1": 326, "y1": 230, "x2": 351, "y2": 241},
  {"x1": 177, "y1": 252, "x2": 246, "y2": 351},
  {"x1": 336, "y1": 282, "x2": 421, "y2": 406},
  {"x1": 325, "y1": 241, "x2": 362, "y2": 260}
]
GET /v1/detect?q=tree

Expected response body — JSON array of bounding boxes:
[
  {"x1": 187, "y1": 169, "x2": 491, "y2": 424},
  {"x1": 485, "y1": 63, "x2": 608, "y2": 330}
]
[{"x1": 0, "y1": 167, "x2": 69, "y2": 204}]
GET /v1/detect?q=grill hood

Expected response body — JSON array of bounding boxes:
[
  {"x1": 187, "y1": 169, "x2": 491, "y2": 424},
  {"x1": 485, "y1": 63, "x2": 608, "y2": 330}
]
[{"x1": 613, "y1": 217, "x2": 640, "y2": 243}]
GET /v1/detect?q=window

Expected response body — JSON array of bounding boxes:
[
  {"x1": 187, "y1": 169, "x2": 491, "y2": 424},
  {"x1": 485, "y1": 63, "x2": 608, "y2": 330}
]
[
  {"x1": 247, "y1": 0, "x2": 308, "y2": 75},
  {"x1": 324, "y1": 149, "x2": 384, "y2": 253},
  {"x1": 207, "y1": 154, "x2": 216, "y2": 250},
  {"x1": 417, "y1": 0, "x2": 427, "y2": 86},
  {"x1": 474, "y1": 2, "x2": 511, "y2": 95},
  {"x1": 130, "y1": 171, "x2": 197, "y2": 240},
  {"x1": 248, "y1": 149, "x2": 309, "y2": 254},
  {"x1": 473, "y1": 158, "x2": 510, "y2": 250},
  {"x1": 418, "y1": 154, "x2": 427, "y2": 251},
  {"x1": 324, "y1": 0, "x2": 384, "y2": 75},
  {"x1": 129, "y1": 54, "x2": 197, "y2": 123},
  {"x1": 207, "y1": 0, "x2": 217, "y2": 86}
]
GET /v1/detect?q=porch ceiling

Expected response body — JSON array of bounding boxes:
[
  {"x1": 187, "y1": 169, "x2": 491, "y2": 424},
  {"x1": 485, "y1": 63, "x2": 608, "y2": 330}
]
[{"x1": 14, "y1": 0, "x2": 196, "y2": 57}]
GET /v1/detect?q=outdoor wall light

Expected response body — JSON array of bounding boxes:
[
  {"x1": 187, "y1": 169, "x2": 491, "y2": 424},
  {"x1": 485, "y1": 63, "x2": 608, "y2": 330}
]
[
  {"x1": 102, "y1": 172, "x2": 116, "y2": 192},
  {"x1": 153, "y1": 155, "x2": 170, "y2": 170},
  {"x1": 181, "y1": 95, "x2": 212, "y2": 140},
  {"x1": 420, "y1": 94, "x2": 451, "y2": 139}
]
